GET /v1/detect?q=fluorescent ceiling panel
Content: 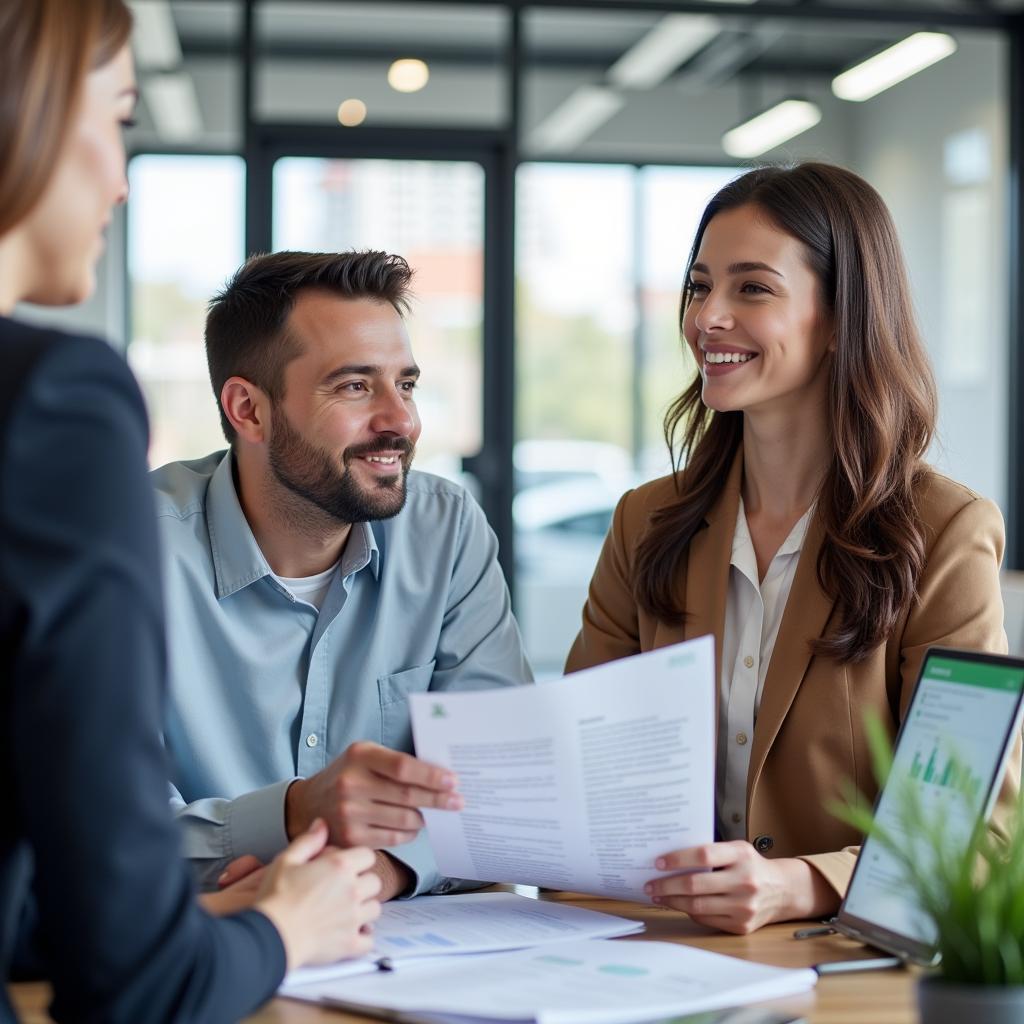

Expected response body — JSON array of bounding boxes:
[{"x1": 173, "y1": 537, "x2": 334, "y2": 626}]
[
  {"x1": 722, "y1": 99, "x2": 821, "y2": 158},
  {"x1": 832, "y1": 32, "x2": 957, "y2": 102},
  {"x1": 130, "y1": 0, "x2": 182, "y2": 70},
  {"x1": 145, "y1": 72, "x2": 203, "y2": 142},
  {"x1": 607, "y1": 14, "x2": 721, "y2": 90},
  {"x1": 528, "y1": 86, "x2": 626, "y2": 154}
]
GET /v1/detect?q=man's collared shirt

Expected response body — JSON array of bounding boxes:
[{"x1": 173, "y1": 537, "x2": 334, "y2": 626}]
[{"x1": 153, "y1": 450, "x2": 532, "y2": 894}]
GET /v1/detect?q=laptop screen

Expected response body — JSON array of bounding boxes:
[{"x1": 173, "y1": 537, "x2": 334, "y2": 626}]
[{"x1": 839, "y1": 649, "x2": 1024, "y2": 957}]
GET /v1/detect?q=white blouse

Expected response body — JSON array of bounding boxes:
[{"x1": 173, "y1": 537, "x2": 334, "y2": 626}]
[{"x1": 716, "y1": 497, "x2": 812, "y2": 841}]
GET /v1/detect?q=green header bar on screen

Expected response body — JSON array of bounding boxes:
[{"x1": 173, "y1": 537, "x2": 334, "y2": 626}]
[{"x1": 924, "y1": 655, "x2": 1024, "y2": 694}]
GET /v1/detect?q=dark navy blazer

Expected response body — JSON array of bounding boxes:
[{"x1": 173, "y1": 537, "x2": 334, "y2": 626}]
[{"x1": 0, "y1": 317, "x2": 285, "y2": 1022}]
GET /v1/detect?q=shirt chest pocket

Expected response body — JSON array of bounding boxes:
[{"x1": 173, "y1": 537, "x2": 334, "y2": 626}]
[{"x1": 377, "y1": 660, "x2": 437, "y2": 752}]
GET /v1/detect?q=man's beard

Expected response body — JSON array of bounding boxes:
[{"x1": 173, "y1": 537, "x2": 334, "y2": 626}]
[{"x1": 267, "y1": 407, "x2": 414, "y2": 525}]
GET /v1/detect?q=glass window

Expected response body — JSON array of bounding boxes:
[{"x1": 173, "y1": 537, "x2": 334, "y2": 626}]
[
  {"x1": 127, "y1": 155, "x2": 246, "y2": 467},
  {"x1": 514, "y1": 161, "x2": 735, "y2": 674},
  {"x1": 638, "y1": 165, "x2": 737, "y2": 478},
  {"x1": 515, "y1": 162, "x2": 633, "y2": 674},
  {"x1": 273, "y1": 157, "x2": 486, "y2": 480}
]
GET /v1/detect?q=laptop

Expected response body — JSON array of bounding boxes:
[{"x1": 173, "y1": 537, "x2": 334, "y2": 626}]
[{"x1": 829, "y1": 646, "x2": 1024, "y2": 966}]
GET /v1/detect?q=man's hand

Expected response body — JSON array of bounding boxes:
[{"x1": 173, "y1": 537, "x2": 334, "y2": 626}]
[
  {"x1": 643, "y1": 842, "x2": 838, "y2": 935},
  {"x1": 373, "y1": 850, "x2": 415, "y2": 901},
  {"x1": 285, "y1": 740, "x2": 463, "y2": 849},
  {"x1": 199, "y1": 854, "x2": 266, "y2": 916},
  {"x1": 202, "y1": 846, "x2": 413, "y2": 914}
]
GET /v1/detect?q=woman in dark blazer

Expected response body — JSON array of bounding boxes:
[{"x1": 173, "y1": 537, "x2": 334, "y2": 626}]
[
  {"x1": 0, "y1": 3, "x2": 380, "y2": 1021},
  {"x1": 566, "y1": 163, "x2": 1018, "y2": 935}
]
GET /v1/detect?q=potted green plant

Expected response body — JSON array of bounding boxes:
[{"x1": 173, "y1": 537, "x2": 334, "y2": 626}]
[{"x1": 831, "y1": 714, "x2": 1024, "y2": 1024}]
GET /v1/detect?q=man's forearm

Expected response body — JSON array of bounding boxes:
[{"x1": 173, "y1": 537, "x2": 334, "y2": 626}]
[
  {"x1": 375, "y1": 850, "x2": 414, "y2": 901},
  {"x1": 284, "y1": 777, "x2": 309, "y2": 841}
]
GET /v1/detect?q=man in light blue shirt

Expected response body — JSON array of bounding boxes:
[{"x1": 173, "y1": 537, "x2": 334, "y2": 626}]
[{"x1": 152, "y1": 250, "x2": 531, "y2": 900}]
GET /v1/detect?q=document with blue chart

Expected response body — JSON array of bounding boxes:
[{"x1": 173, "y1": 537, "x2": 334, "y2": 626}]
[{"x1": 281, "y1": 891, "x2": 643, "y2": 991}]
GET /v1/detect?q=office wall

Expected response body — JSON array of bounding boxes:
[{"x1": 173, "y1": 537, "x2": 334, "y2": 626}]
[{"x1": 850, "y1": 31, "x2": 1008, "y2": 514}]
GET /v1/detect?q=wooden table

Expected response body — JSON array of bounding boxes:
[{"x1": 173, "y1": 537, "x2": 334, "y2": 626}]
[{"x1": 8, "y1": 890, "x2": 919, "y2": 1023}]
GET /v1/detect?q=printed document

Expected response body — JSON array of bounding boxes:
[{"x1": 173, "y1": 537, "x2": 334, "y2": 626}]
[
  {"x1": 409, "y1": 636, "x2": 715, "y2": 901},
  {"x1": 282, "y1": 892, "x2": 643, "y2": 991},
  {"x1": 283, "y1": 937, "x2": 818, "y2": 1023}
]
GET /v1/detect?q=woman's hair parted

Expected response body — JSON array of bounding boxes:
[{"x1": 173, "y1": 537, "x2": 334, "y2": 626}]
[
  {"x1": 634, "y1": 162, "x2": 937, "y2": 663},
  {"x1": 0, "y1": 0, "x2": 132, "y2": 236}
]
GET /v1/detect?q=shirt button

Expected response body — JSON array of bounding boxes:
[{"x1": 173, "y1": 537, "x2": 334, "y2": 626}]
[
  {"x1": 731, "y1": 812, "x2": 742, "y2": 825},
  {"x1": 736, "y1": 731, "x2": 748, "y2": 746},
  {"x1": 754, "y1": 834, "x2": 774, "y2": 853},
  {"x1": 743, "y1": 655, "x2": 754, "y2": 669},
  {"x1": 306, "y1": 733, "x2": 318, "y2": 748}
]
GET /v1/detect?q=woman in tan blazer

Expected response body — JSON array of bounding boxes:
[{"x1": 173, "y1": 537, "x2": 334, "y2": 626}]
[{"x1": 566, "y1": 162, "x2": 1017, "y2": 935}]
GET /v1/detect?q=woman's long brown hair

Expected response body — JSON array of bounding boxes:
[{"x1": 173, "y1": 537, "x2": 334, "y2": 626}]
[
  {"x1": 0, "y1": 0, "x2": 132, "y2": 236},
  {"x1": 634, "y1": 163, "x2": 937, "y2": 663}
]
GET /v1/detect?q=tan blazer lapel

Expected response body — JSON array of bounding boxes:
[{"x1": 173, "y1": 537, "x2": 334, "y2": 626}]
[
  {"x1": 650, "y1": 449, "x2": 741, "y2": 742},
  {"x1": 681, "y1": 450, "x2": 743, "y2": 673},
  {"x1": 746, "y1": 512, "x2": 837, "y2": 811}
]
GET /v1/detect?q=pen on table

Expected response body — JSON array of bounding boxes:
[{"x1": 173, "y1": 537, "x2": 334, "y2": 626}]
[
  {"x1": 792, "y1": 924, "x2": 836, "y2": 939},
  {"x1": 813, "y1": 956, "x2": 904, "y2": 975}
]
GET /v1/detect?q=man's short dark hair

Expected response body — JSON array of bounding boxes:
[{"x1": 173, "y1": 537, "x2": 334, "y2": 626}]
[{"x1": 205, "y1": 250, "x2": 414, "y2": 443}]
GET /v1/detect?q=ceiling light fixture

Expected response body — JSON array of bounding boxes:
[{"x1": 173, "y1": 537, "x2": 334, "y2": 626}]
[
  {"x1": 832, "y1": 32, "x2": 957, "y2": 102},
  {"x1": 607, "y1": 14, "x2": 720, "y2": 90},
  {"x1": 337, "y1": 99, "x2": 368, "y2": 127},
  {"x1": 722, "y1": 98, "x2": 821, "y2": 158},
  {"x1": 130, "y1": 0, "x2": 182, "y2": 70},
  {"x1": 388, "y1": 58, "x2": 430, "y2": 93},
  {"x1": 145, "y1": 71, "x2": 203, "y2": 141},
  {"x1": 528, "y1": 86, "x2": 626, "y2": 154}
]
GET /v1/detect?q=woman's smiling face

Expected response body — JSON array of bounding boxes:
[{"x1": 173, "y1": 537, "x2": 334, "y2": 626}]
[{"x1": 683, "y1": 202, "x2": 834, "y2": 417}]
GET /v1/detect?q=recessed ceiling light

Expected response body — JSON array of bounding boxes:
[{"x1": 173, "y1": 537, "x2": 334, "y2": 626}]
[
  {"x1": 388, "y1": 58, "x2": 430, "y2": 93},
  {"x1": 337, "y1": 98, "x2": 367, "y2": 127},
  {"x1": 832, "y1": 32, "x2": 957, "y2": 102},
  {"x1": 722, "y1": 99, "x2": 821, "y2": 158}
]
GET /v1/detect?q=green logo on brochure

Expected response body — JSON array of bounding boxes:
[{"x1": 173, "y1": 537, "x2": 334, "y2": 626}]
[{"x1": 432, "y1": 703, "x2": 447, "y2": 718}]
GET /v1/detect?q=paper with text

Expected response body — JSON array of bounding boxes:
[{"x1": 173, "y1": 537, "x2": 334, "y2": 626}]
[
  {"x1": 285, "y1": 938, "x2": 817, "y2": 1024},
  {"x1": 410, "y1": 636, "x2": 715, "y2": 901},
  {"x1": 281, "y1": 892, "x2": 643, "y2": 991}
]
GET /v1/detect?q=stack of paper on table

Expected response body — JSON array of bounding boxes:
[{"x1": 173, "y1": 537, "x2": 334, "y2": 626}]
[
  {"x1": 409, "y1": 635, "x2": 716, "y2": 903},
  {"x1": 282, "y1": 937, "x2": 818, "y2": 1023},
  {"x1": 281, "y1": 892, "x2": 643, "y2": 992}
]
